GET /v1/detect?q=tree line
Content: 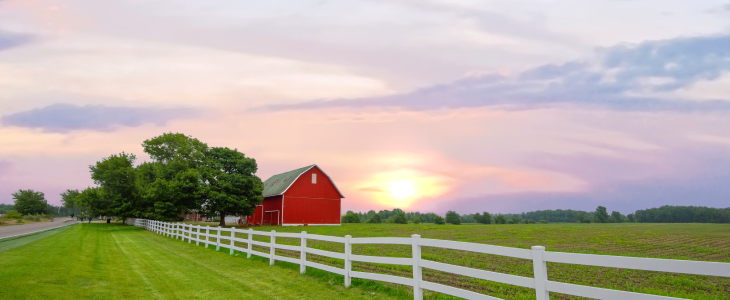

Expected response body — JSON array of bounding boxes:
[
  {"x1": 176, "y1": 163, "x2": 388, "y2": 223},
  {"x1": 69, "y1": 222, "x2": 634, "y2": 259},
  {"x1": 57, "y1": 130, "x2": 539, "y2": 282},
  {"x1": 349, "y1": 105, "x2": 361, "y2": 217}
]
[
  {"x1": 342, "y1": 205, "x2": 730, "y2": 225},
  {"x1": 9, "y1": 133, "x2": 265, "y2": 226}
]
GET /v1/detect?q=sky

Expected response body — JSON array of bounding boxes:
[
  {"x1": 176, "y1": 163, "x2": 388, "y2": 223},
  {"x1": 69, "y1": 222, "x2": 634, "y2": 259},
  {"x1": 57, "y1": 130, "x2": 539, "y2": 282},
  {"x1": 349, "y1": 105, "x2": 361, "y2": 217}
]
[{"x1": 1, "y1": 0, "x2": 730, "y2": 214}]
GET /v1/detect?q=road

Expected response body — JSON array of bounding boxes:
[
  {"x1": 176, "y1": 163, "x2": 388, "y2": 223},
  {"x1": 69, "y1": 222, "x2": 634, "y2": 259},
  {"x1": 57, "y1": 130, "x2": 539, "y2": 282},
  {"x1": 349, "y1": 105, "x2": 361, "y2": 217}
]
[{"x1": 0, "y1": 218, "x2": 79, "y2": 239}]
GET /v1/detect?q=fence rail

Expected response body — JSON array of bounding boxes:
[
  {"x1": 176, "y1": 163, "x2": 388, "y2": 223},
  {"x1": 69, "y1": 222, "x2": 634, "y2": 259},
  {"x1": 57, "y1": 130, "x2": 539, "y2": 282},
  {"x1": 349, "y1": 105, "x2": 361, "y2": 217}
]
[{"x1": 128, "y1": 219, "x2": 730, "y2": 300}]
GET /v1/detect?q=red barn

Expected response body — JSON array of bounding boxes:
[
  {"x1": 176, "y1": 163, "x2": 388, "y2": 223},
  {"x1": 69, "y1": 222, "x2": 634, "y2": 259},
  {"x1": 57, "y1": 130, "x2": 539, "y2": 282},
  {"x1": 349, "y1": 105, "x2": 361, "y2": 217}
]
[{"x1": 246, "y1": 165, "x2": 344, "y2": 226}]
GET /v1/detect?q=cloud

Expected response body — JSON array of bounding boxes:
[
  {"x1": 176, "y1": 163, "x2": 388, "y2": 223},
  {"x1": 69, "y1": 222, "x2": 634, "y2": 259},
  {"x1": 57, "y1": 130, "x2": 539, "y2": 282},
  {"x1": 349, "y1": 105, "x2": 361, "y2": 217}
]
[
  {"x1": 0, "y1": 30, "x2": 33, "y2": 51},
  {"x1": 1, "y1": 104, "x2": 201, "y2": 132},
  {"x1": 260, "y1": 34, "x2": 730, "y2": 112}
]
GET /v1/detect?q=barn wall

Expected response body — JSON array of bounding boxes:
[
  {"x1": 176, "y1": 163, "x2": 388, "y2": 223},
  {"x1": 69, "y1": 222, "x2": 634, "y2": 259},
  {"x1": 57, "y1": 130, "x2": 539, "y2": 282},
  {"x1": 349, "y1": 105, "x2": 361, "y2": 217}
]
[
  {"x1": 282, "y1": 166, "x2": 341, "y2": 225},
  {"x1": 283, "y1": 197, "x2": 341, "y2": 225},
  {"x1": 246, "y1": 196, "x2": 282, "y2": 225}
]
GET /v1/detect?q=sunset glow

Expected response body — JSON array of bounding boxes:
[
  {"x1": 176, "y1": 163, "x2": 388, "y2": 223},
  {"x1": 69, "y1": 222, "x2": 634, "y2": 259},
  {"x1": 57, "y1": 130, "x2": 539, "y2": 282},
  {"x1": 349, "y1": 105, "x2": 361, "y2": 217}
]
[{"x1": 387, "y1": 180, "x2": 416, "y2": 199}]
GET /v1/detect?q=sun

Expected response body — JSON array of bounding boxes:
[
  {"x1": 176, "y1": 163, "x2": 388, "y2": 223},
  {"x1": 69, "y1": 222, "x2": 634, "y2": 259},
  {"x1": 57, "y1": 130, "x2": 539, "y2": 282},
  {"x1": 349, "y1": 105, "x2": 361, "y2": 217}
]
[{"x1": 387, "y1": 180, "x2": 416, "y2": 199}]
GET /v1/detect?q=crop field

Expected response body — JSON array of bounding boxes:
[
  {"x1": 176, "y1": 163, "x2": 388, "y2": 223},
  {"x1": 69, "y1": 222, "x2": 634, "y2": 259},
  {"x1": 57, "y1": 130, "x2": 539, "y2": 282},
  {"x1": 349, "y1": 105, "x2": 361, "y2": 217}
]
[
  {"x1": 196, "y1": 223, "x2": 730, "y2": 300},
  {"x1": 0, "y1": 223, "x2": 400, "y2": 300}
]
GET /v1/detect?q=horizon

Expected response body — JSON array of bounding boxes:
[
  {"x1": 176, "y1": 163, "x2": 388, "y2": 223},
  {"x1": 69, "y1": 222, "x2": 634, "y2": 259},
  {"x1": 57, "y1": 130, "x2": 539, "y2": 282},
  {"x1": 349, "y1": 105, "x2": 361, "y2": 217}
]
[{"x1": 2, "y1": 0, "x2": 730, "y2": 215}]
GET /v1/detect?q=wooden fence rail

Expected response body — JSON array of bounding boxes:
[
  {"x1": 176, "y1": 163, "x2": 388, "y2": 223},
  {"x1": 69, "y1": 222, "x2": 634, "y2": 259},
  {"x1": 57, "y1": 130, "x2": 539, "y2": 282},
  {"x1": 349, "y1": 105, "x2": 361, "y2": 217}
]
[{"x1": 127, "y1": 219, "x2": 730, "y2": 300}]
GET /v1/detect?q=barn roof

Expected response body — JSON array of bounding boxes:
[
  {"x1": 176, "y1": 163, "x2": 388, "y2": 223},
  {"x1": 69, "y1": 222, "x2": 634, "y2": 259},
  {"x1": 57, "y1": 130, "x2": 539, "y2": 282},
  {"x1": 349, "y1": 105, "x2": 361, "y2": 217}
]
[{"x1": 261, "y1": 164, "x2": 344, "y2": 198}]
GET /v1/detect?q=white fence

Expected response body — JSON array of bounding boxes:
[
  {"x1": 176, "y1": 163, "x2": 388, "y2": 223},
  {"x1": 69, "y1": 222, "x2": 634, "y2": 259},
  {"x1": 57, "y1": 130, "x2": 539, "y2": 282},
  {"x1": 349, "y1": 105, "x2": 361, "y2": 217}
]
[{"x1": 130, "y1": 219, "x2": 730, "y2": 300}]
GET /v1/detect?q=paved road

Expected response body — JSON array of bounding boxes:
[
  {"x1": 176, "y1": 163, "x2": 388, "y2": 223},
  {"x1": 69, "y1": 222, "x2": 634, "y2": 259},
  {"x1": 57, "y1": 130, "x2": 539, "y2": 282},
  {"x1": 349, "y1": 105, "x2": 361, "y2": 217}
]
[{"x1": 0, "y1": 218, "x2": 79, "y2": 239}]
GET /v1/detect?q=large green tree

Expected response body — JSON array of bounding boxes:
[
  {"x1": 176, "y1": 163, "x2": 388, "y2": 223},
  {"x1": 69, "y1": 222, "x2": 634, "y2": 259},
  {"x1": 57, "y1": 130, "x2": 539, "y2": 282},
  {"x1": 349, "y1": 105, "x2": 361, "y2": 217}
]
[
  {"x1": 445, "y1": 211, "x2": 461, "y2": 225},
  {"x1": 90, "y1": 152, "x2": 139, "y2": 222},
  {"x1": 12, "y1": 189, "x2": 48, "y2": 215},
  {"x1": 138, "y1": 133, "x2": 208, "y2": 221},
  {"x1": 75, "y1": 187, "x2": 114, "y2": 223},
  {"x1": 201, "y1": 147, "x2": 264, "y2": 227},
  {"x1": 60, "y1": 189, "x2": 80, "y2": 208}
]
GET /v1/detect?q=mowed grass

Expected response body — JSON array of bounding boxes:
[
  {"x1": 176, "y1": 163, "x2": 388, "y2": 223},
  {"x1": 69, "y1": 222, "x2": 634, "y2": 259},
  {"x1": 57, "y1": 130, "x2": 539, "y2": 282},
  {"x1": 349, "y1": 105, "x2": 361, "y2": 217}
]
[
  {"x1": 0, "y1": 223, "x2": 400, "y2": 300},
  {"x1": 207, "y1": 223, "x2": 730, "y2": 300}
]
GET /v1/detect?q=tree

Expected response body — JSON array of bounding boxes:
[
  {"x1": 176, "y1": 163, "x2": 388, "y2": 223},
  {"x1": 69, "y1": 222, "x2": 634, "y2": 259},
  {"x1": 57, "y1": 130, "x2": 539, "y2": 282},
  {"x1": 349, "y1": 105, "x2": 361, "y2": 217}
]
[
  {"x1": 627, "y1": 213, "x2": 635, "y2": 222},
  {"x1": 445, "y1": 211, "x2": 461, "y2": 225},
  {"x1": 138, "y1": 133, "x2": 210, "y2": 221},
  {"x1": 575, "y1": 211, "x2": 586, "y2": 223},
  {"x1": 594, "y1": 206, "x2": 609, "y2": 223},
  {"x1": 342, "y1": 211, "x2": 361, "y2": 223},
  {"x1": 507, "y1": 216, "x2": 520, "y2": 224},
  {"x1": 90, "y1": 153, "x2": 139, "y2": 222},
  {"x1": 142, "y1": 132, "x2": 208, "y2": 168},
  {"x1": 12, "y1": 189, "x2": 48, "y2": 215},
  {"x1": 201, "y1": 147, "x2": 264, "y2": 227},
  {"x1": 494, "y1": 214, "x2": 506, "y2": 224},
  {"x1": 367, "y1": 213, "x2": 382, "y2": 223},
  {"x1": 60, "y1": 189, "x2": 80, "y2": 208},
  {"x1": 611, "y1": 211, "x2": 624, "y2": 223},
  {"x1": 393, "y1": 212, "x2": 408, "y2": 224},
  {"x1": 411, "y1": 216, "x2": 421, "y2": 224},
  {"x1": 480, "y1": 212, "x2": 492, "y2": 224},
  {"x1": 434, "y1": 215, "x2": 445, "y2": 225},
  {"x1": 76, "y1": 187, "x2": 113, "y2": 223}
]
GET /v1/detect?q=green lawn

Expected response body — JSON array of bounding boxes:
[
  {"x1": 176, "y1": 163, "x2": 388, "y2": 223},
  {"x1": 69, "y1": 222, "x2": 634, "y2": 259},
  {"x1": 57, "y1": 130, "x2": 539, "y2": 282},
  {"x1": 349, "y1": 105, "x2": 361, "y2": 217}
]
[{"x1": 0, "y1": 223, "x2": 400, "y2": 300}]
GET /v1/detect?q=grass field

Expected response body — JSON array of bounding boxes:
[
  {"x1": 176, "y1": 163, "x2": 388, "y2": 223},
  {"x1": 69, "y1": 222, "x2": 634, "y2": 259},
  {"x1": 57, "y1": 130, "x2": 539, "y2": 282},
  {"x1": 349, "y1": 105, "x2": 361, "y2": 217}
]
[
  {"x1": 198, "y1": 222, "x2": 729, "y2": 300},
  {"x1": 0, "y1": 223, "x2": 401, "y2": 300}
]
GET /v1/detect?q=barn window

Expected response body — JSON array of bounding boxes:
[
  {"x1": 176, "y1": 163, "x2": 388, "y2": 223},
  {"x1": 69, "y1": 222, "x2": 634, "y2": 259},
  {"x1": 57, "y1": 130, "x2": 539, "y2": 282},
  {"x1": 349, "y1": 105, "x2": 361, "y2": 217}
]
[{"x1": 312, "y1": 173, "x2": 317, "y2": 184}]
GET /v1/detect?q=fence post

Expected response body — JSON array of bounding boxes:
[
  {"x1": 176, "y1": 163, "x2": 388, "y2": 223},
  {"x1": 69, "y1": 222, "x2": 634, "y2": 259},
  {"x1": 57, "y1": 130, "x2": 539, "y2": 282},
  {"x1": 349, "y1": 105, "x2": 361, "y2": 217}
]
[
  {"x1": 216, "y1": 226, "x2": 222, "y2": 251},
  {"x1": 187, "y1": 225, "x2": 192, "y2": 243},
  {"x1": 532, "y1": 246, "x2": 550, "y2": 300},
  {"x1": 230, "y1": 228, "x2": 235, "y2": 255},
  {"x1": 175, "y1": 223, "x2": 179, "y2": 240},
  {"x1": 196, "y1": 225, "x2": 201, "y2": 246},
  {"x1": 247, "y1": 228, "x2": 253, "y2": 259},
  {"x1": 270, "y1": 230, "x2": 276, "y2": 265},
  {"x1": 300, "y1": 231, "x2": 307, "y2": 274},
  {"x1": 205, "y1": 226, "x2": 210, "y2": 248},
  {"x1": 345, "y1": 235, "x2": 352, "y2": 287},
  {"x1": 412, "y1": 234, "x2": 422, "y2": 300}
]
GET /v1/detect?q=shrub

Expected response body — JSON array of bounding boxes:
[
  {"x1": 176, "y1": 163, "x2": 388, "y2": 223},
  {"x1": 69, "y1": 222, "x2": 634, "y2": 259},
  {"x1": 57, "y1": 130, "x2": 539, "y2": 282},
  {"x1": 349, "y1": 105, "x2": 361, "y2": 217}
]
[
  {"x1": 5, "y1": 211, "x2": 21, "y2": 220},
  {"x1": 341, "y1": 212, "x2": 361, "y2": 223},
  {"x1": 411, "y1": 217, "x2": 421, "y2": 224},
  {"x1": 23, "y1": 214, "x2": 41, "y2": 222},
  {"x1": 393, "y1": 212, "x2": 408, "y2": 224},
  {"x1": 367, "y1": 213, "x2": 382, "y2": 223},
  {"x1": 445, "y1": 211, "x2": 461, "y2": 225},
  {"x1": 494, "y1": 214, "x2": 506, "y2": 224},
  {"x1": 434, "y1": 215, "x2": 445, "y2": 225},
  {"x1": 540, "y1": 220, "x2": 548, "y2": 224}
]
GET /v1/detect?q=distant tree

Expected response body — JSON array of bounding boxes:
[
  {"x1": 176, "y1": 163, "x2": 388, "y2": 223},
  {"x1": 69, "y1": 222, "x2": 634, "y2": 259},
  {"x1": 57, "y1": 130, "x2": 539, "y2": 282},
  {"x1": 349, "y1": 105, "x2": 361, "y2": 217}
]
[
  {"x1": 480, "y1": 212, "x2": 492, "y2": 224},
  {"x1": 12, "y1": 189, "x2": 48, "y2": 215},
  {"x1": 434, "y1": 215, "x2": 445, "y2": 225},
  {"x1": 627, "y1": 213, "x2": 635, "y2": 222},
  {"x1": 445, "y1": 211, "x2": 461, "y2": 225},
  {"x1": 494, "y1": 214, "x2": 506, "y2": 224},
  {"x1": 60, "y1": 189, "x2": 80, "y2": 209},
  {"x1": 634, "y1": 205, "x2": 730, "y2": 223},
  {"x1": 393, "y1": 212, "x2": 408, "y2": 224},
  {"x1": 507, "y1": 216, "x2": 520, "y2": 224},
  {"x1": 540, "y1": 220, "x2": 548, "y2": 224},
  {"x1": 367, "y1": 213, "x2": 382, "y2": 223},
  {"x1": 594, "y1": 206, "x2": 609, "y2": 223},
  {"x1": 200, "y1": 147, "x2": 264, "y2": 227},
  {"x1": 411, "y1": 216, "x2": 421, "y2": 224},
  {"x1": 610, "y1": 211, "x2": 624, "y2": 223},
  {"x1": 342, "y1": 211, "x2": 360, "y2": 223},
  {"x1": 575, "y1": 211, "x2": 586, "y2": 223},
  {"x1": 366, "y1": 210, "x2": 376, "y2": 219}
]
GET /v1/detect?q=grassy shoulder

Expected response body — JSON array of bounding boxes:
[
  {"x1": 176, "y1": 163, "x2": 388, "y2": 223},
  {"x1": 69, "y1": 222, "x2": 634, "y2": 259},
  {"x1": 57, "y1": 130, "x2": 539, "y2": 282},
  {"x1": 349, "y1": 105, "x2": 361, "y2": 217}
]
[
  {"x1": 0, "y1": 223, "x2": 401, "y2": 300},
  {"x1": 0, "y1": 216, "x2": 53, "y2": 227}
]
